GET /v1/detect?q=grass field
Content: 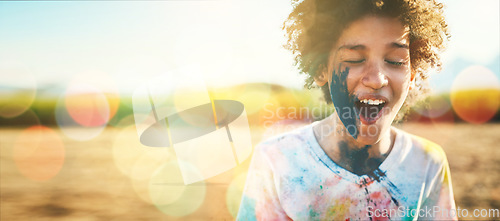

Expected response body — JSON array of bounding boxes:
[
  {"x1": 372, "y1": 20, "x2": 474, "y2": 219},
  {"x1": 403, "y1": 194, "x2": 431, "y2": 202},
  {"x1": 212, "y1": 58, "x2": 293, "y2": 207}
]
[{"x1": 1, "y1": 123, "x2": 499, "y2": 220}]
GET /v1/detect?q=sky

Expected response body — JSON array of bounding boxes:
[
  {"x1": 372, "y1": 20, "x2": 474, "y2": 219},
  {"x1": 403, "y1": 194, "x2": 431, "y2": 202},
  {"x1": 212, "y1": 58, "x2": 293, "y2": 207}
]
[{"x1": 0, "y1": 0, "x2": 498, "y2": 95}]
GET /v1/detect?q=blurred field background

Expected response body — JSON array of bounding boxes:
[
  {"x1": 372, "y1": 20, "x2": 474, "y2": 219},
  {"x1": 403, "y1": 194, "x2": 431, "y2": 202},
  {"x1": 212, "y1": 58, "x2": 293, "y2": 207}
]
[
  {"x1": 1, "y1": 0, "x2": 499, "y2": 220},
  {"x1": 1, "y1": 82, "x2": 499, "y2": 220}
]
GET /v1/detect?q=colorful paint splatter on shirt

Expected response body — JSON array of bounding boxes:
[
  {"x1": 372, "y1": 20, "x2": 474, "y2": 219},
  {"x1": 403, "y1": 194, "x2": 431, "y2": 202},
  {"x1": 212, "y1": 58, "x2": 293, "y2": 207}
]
[{"x1": 237, "y1": 123, "x2": 456, "y2": 220}]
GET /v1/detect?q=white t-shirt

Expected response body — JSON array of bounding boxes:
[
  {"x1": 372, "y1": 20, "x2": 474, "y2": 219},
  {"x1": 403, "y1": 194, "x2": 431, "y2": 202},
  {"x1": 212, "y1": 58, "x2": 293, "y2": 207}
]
[{"x1": 237, "y1": 122, "x2": 456, "y2": 220}]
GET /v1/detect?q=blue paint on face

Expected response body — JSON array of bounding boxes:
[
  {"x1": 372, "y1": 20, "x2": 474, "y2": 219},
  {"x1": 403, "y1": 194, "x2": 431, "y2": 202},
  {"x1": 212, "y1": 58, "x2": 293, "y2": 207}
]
[{"x1": 329, "y1": 66, "x2": 359, "y2": 139}]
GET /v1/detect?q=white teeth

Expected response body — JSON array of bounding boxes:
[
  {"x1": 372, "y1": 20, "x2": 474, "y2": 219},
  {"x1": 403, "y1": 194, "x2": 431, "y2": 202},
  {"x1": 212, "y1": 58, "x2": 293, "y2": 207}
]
[{"x1": 360, "y1": 99, "x2": 385, "y2": 105}]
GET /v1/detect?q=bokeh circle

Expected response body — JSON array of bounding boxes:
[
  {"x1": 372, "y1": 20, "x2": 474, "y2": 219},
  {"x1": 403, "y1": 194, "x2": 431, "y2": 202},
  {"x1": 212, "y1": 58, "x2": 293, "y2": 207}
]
[
  {"x1": 0, "y1": 61, "x2": 37, "y2": 118},
  {"x1": 13, "y1": 125, "x2": 65, "y2": 181},
  {"x1": 149, "y1": 160, "x2": 207, "y2": 217},
  {"x1": 450, "y1": 65, "x2": 500, "y2": 124},
  {"x1": 226, "y1": 172, "x2": 248, "y2": 218},
  {"x1": 55, "y1": 93, "x2": 107, "y2": 141}
]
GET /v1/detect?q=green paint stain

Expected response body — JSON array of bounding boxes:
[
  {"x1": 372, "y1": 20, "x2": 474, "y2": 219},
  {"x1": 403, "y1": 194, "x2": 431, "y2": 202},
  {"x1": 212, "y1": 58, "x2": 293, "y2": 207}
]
[{"x1": 308, "y1": 204, "x2": 320, "y2": 219}]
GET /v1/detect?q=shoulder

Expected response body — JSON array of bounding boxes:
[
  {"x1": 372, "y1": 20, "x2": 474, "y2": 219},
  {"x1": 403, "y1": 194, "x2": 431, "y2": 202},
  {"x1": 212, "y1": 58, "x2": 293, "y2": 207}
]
[
  {"x1": 252, "y1": 123, "x2": 316, "y2": 170},
  {"x1": 256, "y1": 123, "x2": 314, "y2": 152},
  {"x1": 394, "y1": 127, "x2": 448, "y2": 166}
]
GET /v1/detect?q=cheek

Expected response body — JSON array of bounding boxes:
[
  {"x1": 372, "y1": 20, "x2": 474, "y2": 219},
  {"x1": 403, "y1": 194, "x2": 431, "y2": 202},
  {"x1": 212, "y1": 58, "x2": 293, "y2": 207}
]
[
  {"x1": 344, "y1": 68, "x2": 364, "y2": 93},
  {"x1": 391, "y1": 70, "x2": 412, "y2": 99}
]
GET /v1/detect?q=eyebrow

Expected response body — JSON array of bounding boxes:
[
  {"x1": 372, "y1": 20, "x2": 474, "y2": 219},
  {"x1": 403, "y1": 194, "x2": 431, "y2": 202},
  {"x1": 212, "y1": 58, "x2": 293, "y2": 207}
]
[{"x1": 337, "y1": 44, "x2": 365, "y2": 51}]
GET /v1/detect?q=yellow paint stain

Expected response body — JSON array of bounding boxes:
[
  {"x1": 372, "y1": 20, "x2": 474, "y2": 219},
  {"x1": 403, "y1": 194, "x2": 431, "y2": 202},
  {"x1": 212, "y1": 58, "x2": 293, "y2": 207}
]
[
  {"x1": 326, "y1": 199, "x2": 352, "y2": 219},
  {"x1": 411, "y1": 134, "x2": 447, "y2": 163},
  {"x1": 411, "y1": 135, "x2": 452, "y2": 185}
]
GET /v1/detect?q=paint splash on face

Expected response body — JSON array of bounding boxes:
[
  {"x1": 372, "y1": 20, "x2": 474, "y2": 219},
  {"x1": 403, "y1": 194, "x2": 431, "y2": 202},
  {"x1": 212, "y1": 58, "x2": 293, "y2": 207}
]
[{"x1": 329, "y1": 66, "x2": 359, "y2": 139}]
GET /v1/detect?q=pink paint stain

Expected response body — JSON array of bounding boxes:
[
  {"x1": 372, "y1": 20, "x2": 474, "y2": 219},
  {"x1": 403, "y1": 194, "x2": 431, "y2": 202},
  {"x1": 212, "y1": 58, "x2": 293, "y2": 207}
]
[
  {"x1": 324, "y1": 176, "x2": 342, "y2": 187},
  {"x1": 370, "y1": 191, "x2": 382, "y2": 199}
]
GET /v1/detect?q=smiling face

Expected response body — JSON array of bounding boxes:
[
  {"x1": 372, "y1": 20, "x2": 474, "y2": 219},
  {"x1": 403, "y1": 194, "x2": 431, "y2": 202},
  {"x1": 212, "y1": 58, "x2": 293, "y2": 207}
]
[{"x1": 316, "y1": 15, "x2": 413, "y2": 145}]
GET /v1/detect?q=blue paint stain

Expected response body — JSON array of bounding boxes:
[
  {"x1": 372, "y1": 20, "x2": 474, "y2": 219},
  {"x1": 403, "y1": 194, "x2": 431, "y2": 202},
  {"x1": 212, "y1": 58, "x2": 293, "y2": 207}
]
[
  {"x1": 368, "y1": 168, "x2": 386, "y2": 182},
  {"x1": 390, "y1": 196, "x2": 400, "y2": 207},
  {"x1": 236, "y1": 195, "x2": 257, "y2": 221},
  {"x1": 329, "y1": 66, "x2": 359, "y2": 139},
  {"x1": 292, "y1": 176, "x2": 305, "y2": 186},
  {"x1": 368, "y1": 168, "x2": 402, "y2": 207}
]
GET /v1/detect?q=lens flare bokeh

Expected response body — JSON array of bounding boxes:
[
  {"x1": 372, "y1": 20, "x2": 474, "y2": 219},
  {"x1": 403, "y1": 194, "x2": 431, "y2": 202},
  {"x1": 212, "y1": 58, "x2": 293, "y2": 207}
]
[
  {"x1": 226, "y1": 172, "x2": 248, "y2": 218},
  {"x1": 0, "y1": 61, "x2": 37, "y2": 118},
  {"x1": 112, "y1": 125, "x2": 155, "y2": 178},
  {"x1": 234, "y1": 84, "x2": 272, "y2": 116},
  {"x1": 413, "y1": 95, "x2": 453, "y2": 119},
  {"x1": 450, "y1": 65, "x2": 500, "y2": 124},
  {"x1": 55, "y1": 94, "x2": 107, "y2": 141},
  {"x1": 65, "y1": 84, "x2": 110, "y2": 127},
  {"x1": 408, "y1": 94, "x2": 456, "y2": 145},
  {"x1": 13, "y1": 125, "x2": 65, "y2": 181},
  {"x1": 64, "y1": 70, "x2": 120, "y2": 127},
  {"x1": 149, "y1": 160, "x2": 206, "y2": 217},
  {"x1": 174, "y1": 87, "x2": 214, "y2": 126},
  {"x1": 130, "y1": 148, "x2": 174, "y2": 205},
  {"x1": 112, "y1": 124, "x2": 208, "y2": 217}
]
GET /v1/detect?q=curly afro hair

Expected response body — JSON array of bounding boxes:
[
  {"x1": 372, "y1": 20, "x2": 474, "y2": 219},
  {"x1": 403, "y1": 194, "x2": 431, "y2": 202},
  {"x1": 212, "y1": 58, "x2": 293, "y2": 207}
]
[{"x1": 283, "y1": 0, "x2": 450, "y2": 113}]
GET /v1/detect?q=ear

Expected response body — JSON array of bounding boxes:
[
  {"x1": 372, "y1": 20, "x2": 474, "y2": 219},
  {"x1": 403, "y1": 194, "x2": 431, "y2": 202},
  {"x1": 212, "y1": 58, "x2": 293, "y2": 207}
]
[{"x1": 314, "y1": 67, "x2": 329, "y2": 87}]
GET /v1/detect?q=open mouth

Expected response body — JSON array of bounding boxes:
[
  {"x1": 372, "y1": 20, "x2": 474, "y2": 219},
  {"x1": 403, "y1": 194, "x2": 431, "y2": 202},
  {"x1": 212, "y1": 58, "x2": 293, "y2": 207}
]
[{"x1": 354, "y1": 98, "x2": 387, "y2": 124}]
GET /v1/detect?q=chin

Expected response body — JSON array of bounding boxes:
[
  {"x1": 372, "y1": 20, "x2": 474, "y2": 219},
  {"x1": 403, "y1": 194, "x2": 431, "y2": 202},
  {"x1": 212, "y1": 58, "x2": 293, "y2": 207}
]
[{"x1": 355, "y1": 131, "x2": 381, "y2": 145}]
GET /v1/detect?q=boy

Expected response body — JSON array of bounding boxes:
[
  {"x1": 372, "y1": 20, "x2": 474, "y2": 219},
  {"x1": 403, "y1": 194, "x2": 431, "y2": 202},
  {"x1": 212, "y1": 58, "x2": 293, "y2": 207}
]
[{"x1": 237, "y1": 0, "x2": 456, "y2": 220}]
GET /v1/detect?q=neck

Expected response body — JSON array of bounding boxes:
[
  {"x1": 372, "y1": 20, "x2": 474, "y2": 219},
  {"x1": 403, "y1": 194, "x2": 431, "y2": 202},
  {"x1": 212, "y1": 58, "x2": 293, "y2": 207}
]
[{"x1": 313, "y1": 114, "x2": 394, "y2": 176}]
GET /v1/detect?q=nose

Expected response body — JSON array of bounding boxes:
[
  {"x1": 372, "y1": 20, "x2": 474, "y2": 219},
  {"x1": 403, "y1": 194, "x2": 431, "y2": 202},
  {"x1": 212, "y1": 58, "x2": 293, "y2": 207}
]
[{"x1": 362, "y1": 62, "x2": 388, "y2": 90}]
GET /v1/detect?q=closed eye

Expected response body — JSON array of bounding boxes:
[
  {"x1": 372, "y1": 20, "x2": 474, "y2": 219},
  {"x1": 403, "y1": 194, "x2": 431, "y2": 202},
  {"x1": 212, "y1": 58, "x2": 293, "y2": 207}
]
[
  {"x1": 344, "y1": 59, "x2": 365, "y2": 64},
  {"x1": 385, "y1": 60, "x2": 405, "y2": 66}
]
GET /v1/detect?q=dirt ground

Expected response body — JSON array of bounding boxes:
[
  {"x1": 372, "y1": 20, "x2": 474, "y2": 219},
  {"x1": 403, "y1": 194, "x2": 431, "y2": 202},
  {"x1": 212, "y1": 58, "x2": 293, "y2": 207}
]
[{"x1": 1, "y1": 123, "x2": 499, "y2": 220}]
